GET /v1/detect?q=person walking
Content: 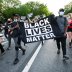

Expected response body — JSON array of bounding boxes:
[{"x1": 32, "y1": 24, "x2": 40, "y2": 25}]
[
  {"x1": 16, "y1": 14, "x2": 26, "y2": 55},
  {"x1": 6, "y1": 18, "x2": 12, "y2": 50},
  {"x1": 67, "y1": 14, "x2": 72, "y2": 48},
  {"x1": 9, "y1": 14, "x2": 25, "y2": 64},
  {"x1": 55, "y1": 9, "x2": 69, "y2": 60}
]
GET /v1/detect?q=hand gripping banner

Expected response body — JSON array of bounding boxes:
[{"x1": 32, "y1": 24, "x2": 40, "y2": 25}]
[{"x1": 19, "y1": 16, "x2": 62, "y2": 43}]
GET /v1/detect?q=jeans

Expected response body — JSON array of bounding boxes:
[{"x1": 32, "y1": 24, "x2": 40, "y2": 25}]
[
  {"x1": 0, "y1": 43, "x2": 5, "y2": 53},
  {"x1": 13, "y1": 37, "x2": 19, "y2": 58},
  {"x1": 56, "y1": 37, "x2": 66, "y2": 56},
  {"x1": 8, "y1": 35, "x2": 11, "y2": 48}
]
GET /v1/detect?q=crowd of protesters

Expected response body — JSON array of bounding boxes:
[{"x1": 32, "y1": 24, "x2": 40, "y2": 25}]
[
  {"x1": 0, "y1": 14, "x2": 41, "y2": 64},
  {"x1": 0, "y1": 8, "x2": 72, "y2": 64}
]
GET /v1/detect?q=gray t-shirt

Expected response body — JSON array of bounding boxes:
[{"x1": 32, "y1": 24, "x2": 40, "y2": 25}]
[{"x1": 56, "y1": 16, "x2": 68, "y2": 33}]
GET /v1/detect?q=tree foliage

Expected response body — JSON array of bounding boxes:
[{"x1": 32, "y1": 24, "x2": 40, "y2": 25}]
[
  {"x1": 2, "y1": 0, "x2": 21, "y2": 9},
  {"x1": 1, "y1": 1, "x2": 51, "y2": 21},
  {"x1": 0, "y1": 0, "x2": 21, "y2": 21},
  {"x1": 64, "y1": 2, "x2": 72, "y2": 14},
  {"x1": 23, "y1": 2, "x2": 51, "y2": 16},
  {"x1": 3, "y1": 7, "x2": 20, "y2": 20}
]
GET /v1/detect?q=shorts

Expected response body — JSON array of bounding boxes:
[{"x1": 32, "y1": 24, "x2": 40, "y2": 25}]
[{"x1": 67, "y1": 28, "x2": 72, "y2": 32}]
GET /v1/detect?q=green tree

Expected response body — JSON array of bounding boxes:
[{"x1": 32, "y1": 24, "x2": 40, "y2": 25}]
[
  {"x1": 3, "y1": 7, "x2": 20, "y2": 20},
  {"x1": 64, "y1": 1, "x2": 72, "y2": 14},
  {"x1": 0, "y1": 0, "x2": 4, "y2": 21},
  {"x1": 2, "y1": 1, "x2": 51, "y2": 21},
  {"x1": 19, "y1": 2, "x2": 51, "y2": 17},
  {"x1": 0, "y1": 0, "x2": 3, "y2": 11},
  {"x1": 1, "y1": 0, "x2": 21, "y2": 21},
  {"x1": 2, "y1": 0, "x2": 21, "y2": 9}
]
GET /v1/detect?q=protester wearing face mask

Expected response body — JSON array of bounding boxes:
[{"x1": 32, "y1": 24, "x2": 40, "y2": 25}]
[
  {"x1": 59, "y1": 11, "x2": 64, "y2": 16},
  {"x1": 13, "y1": 14, "x2": 18, "y2": 22},
  {"x1": 55, "y1": 8, "x2": 69, "y2": 60},
  {"x1": 10, "y1": 14, "x2": 26, "y2": 64},
  {"x1": 9, "y1": 14, "x2": 20, "y2": 64}
]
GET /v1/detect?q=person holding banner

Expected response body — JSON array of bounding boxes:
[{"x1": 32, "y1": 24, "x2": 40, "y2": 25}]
[
  {"x1": 17, "y1": 14, "x2": 26, "y2": 54},
  {"x1": 10, "y1": 14, "x2": 26, "y2": 64},
  {"x1": 55, "y1": 9, "x2": 69, "y2": 60}
]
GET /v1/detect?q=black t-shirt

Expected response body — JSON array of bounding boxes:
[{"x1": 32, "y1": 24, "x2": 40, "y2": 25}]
[
  {"x1": 4, "y1": 22, "x2": 12, "y2": 34},
  {"x1": 4, "y1": 24, "x2": 8, "y2": 34},
  {"x1": 11, "y1": 22, "x2": 19, "y2": 37},
  {"x1": 18, "y1": 21, "x2": 25, "y2": 34},
  {"x1": 18, "y1": 21, "x2": 27, "y2": 43}
]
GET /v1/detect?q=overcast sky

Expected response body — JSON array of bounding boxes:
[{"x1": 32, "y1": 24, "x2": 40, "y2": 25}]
[{"x1": 19, "y1": 0, "x2": 72, "y2": 15}]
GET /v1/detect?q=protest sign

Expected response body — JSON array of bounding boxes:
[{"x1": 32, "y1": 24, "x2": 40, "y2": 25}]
[{"x1": 24, "y1": 17, "x2": 55, "y2": 43}]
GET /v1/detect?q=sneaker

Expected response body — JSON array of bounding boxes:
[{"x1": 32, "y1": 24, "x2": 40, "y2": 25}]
[
  {"x1": 22, "y1": 49, "x2": 26, "y2": 55},
  {"x1": 63, "y1": 55, "x2": 69, "y2": 60},
  {"x1": 57, "y1": 50, "x2": 60, "y2": 54},
  {"x1": 13, "y1": 58, "x2": 19, "y2": 65}
]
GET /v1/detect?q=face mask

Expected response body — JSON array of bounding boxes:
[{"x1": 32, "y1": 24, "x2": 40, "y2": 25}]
[
  {"x1": 14, "y1": 19, "x2": 17, "y2": 22},
  {"x1": 59, "y1": 12, "x2": 64, "y2": 16}
]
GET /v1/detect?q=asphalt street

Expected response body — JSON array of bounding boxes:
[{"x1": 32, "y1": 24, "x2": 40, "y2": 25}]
[
  {"x1": 0, "y1": 39, "x2": 41, "y2": 72},
  {"x1": 29, "y1": 39, "x2": 72, "y2": 72},
  {"x1": 1, "y1": 38, "x2": 72, "y2": 72}
]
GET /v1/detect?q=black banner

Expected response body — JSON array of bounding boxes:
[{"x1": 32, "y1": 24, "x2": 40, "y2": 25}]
[
  {"x1": 19, "y1": 16, "x2": 63, "y2": 43},
  {"x1": 23, "y1": 16, "x2": 55, "y2": 43}
]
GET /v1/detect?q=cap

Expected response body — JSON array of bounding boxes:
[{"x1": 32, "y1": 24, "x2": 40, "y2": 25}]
[
  {"x1": 59, "y1": 8, "x2": 64, "y2": 12},
  {"x1": 13, "y1": 14, "x2": 20, "y2": 17}
]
